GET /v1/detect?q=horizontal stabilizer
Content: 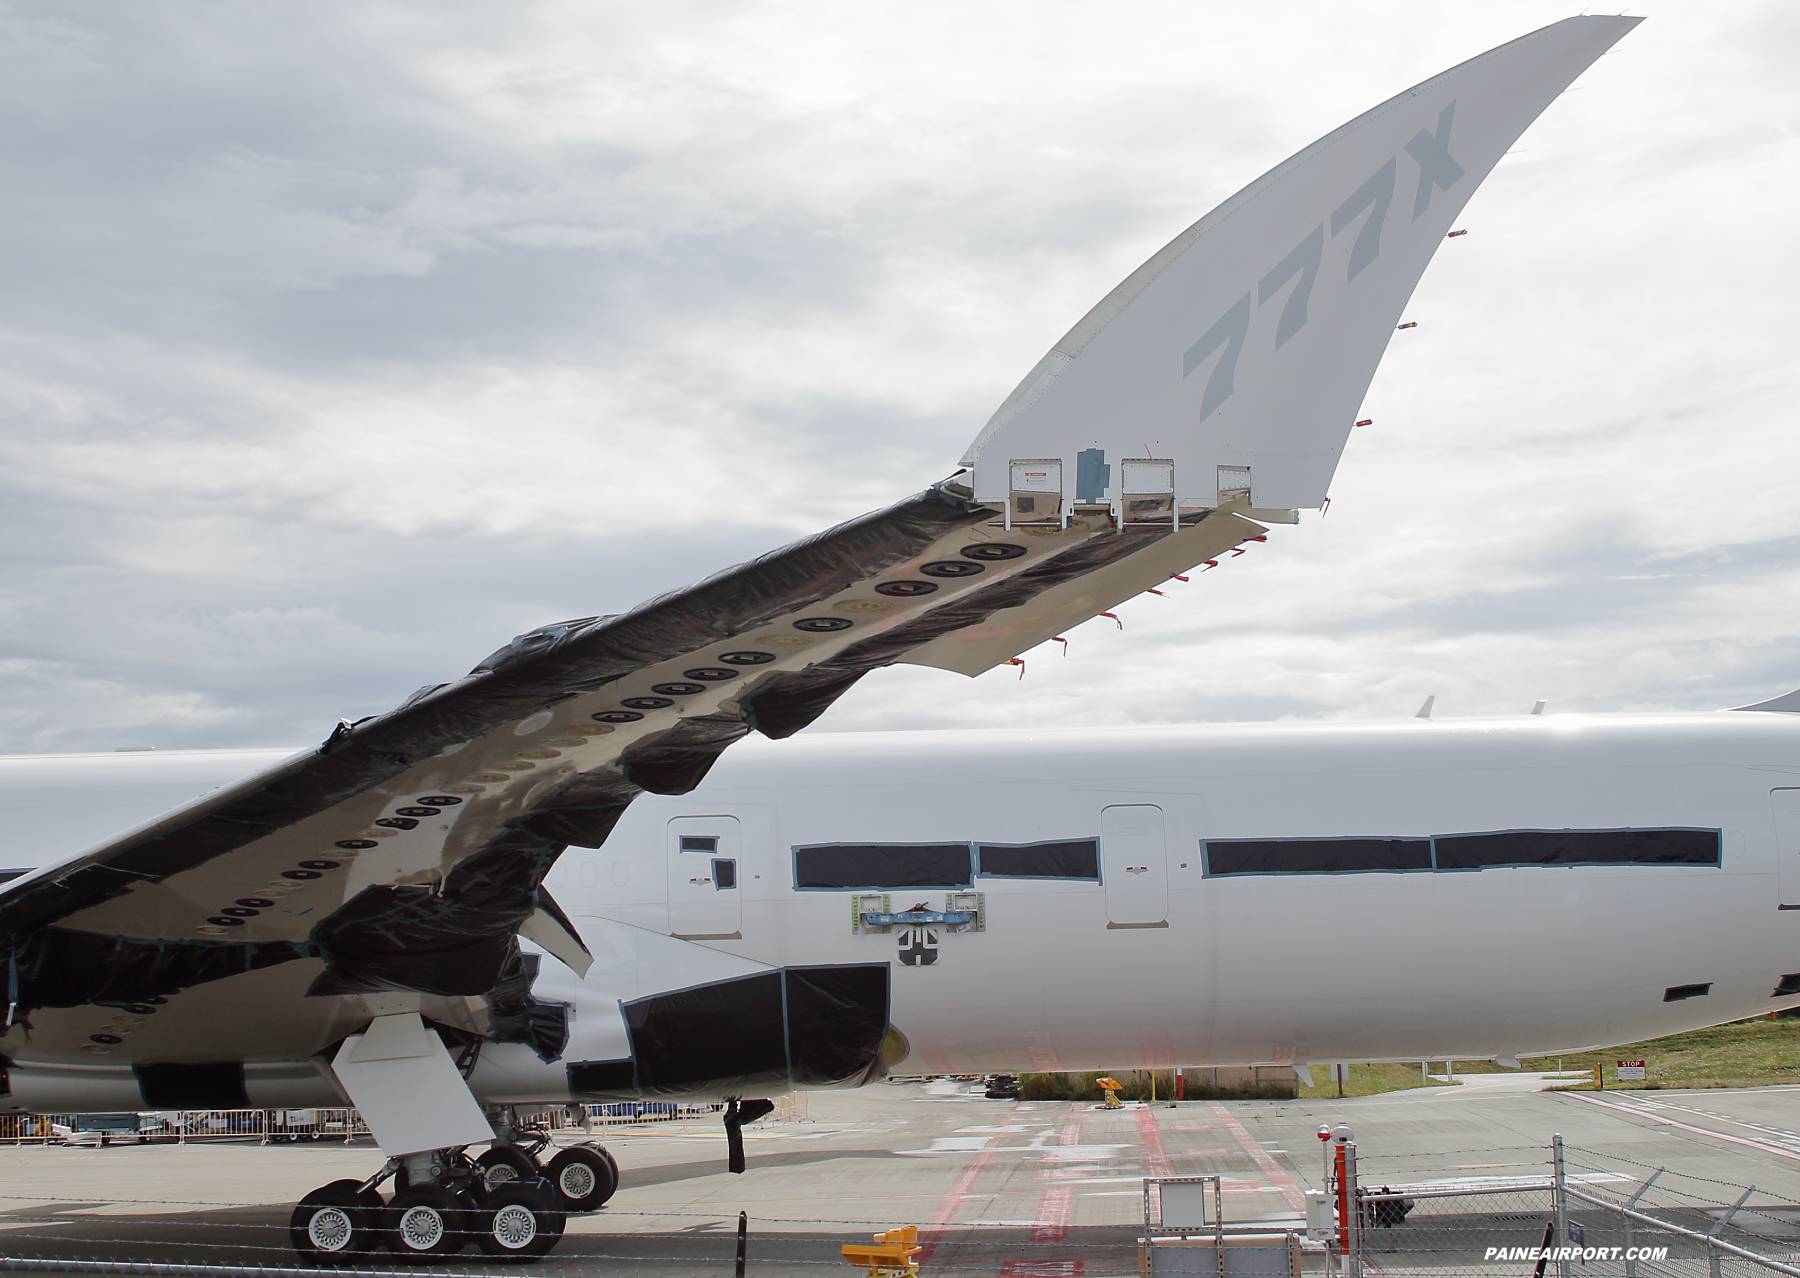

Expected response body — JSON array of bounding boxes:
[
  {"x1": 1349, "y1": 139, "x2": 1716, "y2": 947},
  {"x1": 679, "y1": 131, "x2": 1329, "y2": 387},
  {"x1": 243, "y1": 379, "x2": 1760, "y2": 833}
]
[{"x1": 1730, "y1": 688, "x2": 1800, "y2": 714}]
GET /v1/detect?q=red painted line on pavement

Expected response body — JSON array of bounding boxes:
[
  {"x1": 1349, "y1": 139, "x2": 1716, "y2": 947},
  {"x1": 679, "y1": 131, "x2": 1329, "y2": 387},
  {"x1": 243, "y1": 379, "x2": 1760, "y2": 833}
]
[
  {"x1": 920, "y1": 1108, "x2": 1023, "y2": 1261},
  {"x1": 1136, "y1": 1106, "x2": 1172, "y2": 1178},
  {"x1": 1029, "y1": 1113, "x2": 1084, "y2": 1244},
  {"x1": 1030, "y1": 1186, "x2": 1072, "y2": 1244},
  {"x1": 1209, "y1": 1102, "x2": 1306, "y2": 1211},
  {"x1": 1569, "y1": 1092, "x2": 1800, "y2": 1162}
]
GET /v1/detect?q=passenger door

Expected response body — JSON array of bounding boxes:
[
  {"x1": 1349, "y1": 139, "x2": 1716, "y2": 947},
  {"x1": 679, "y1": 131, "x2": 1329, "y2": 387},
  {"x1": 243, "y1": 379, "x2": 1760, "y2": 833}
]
[
  {"x1": 1772, "y1": 790, "x2": 1800, "y2": 909},
  {"x1": 1101, "y1": 804, "x2": 1168, "y2": 928},
  {"x1": 666, "y1": 816, "x2": 742, "y2": 940}
]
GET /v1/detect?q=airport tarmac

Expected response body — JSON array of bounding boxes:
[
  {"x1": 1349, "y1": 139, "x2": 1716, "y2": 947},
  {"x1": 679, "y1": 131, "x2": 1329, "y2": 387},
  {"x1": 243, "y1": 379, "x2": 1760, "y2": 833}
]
[{"x1": 5, "y1": 1077, "x2": 1800, "y2": 1276}]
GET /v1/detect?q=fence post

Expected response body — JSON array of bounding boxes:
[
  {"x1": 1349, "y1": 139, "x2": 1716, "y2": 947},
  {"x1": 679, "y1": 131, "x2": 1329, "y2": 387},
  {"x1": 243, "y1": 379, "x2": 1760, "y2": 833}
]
[
  {"x1": 1344, "y1": 1141, "x2": 1361, "y2": 1278},
  {"x1": 1622, "y1": 1167, "x2": 1663, "y2": 1278},
  {"x1": 1552, "y1": 1135, "x2": 1570, "y2": 1278},
  {"x1": 1709, "y1": 1184, "x2": 1754, "y2": 1278}
]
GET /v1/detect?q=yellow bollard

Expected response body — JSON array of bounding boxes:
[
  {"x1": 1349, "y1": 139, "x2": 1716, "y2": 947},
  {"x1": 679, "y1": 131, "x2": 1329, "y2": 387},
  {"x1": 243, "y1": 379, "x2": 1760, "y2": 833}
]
[{"x1": 841, "y1": 1225, "x2": 922, "y2": 1277}]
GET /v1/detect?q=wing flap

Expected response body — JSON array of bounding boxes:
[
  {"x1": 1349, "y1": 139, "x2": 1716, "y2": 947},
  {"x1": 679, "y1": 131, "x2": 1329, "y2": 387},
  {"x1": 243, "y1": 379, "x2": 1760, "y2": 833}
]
[{"x1": 900, "y1": 510, "x2": 1269, "y2": 677}]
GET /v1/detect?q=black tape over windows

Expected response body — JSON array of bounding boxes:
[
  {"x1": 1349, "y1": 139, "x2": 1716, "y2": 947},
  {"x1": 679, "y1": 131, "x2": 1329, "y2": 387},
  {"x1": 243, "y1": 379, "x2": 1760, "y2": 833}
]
[
  {"x1": 1205, "y1": 838, "x2": 1432, "y2": 876},
  {"x1": 793, "y1": 843, "x2": 971, "y2": 890},
  {"x1": 1200, "y1": 828, "x2": 1724, "y2": 875},
  {"x1": 1433, "y1": 828, "x2": 1720, "y2": 870},
  {"x1": 977, "y1": 839, "x2": 1100, "y2": 880}
]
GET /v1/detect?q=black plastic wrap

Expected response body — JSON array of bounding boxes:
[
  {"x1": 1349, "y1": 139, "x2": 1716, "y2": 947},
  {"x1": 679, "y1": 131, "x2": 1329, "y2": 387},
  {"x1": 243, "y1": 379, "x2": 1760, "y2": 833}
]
[
  {"x1": 782, "y1": 965, "x2": 892, "y2": 1088},
  {"x1": 629, "y1": 970, "x2": 789, "y2": 1096},
  {"x1": 485, "y1": 953, "x2": 572, "y2": 1064},
  {"x1": 621, "y1": 713, "x2": 750, "y2": 796},
  {"x1": 565, "y1": 963, "x2": 889, "y2": 1100},
  {"x1": 11, "y1": 927, "x2": 312, "y2": 1011},
  {"x1": 513, "y1": 771, "x2": 641, "y2": 849},
  {"x1": 306, "y1": 827, "x2": 563, "y2": 997},
  {"x1": 133, "y1": 1062, "x2": 249, "y2": 1109}
]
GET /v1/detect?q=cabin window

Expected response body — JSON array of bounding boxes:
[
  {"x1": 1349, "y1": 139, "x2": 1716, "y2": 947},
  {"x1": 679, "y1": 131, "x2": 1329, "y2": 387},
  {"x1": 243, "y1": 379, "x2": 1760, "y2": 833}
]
[
  {"x1": 977, "y1": 839, "x2": 1100, "y2": 881},
  {"x1": 792, "y1": 843, "x2": 972, "y2": 890},
  {"x1": 1204, "y1": 838, "x2": 1432, "y2": 876},
  {"x1": 1433, "y1": 828, "x2": 1720, "y2": 870}
]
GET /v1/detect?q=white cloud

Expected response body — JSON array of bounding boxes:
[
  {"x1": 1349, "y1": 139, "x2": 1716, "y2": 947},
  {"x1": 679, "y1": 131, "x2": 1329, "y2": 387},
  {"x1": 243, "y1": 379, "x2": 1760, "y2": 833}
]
[{"x1": 0, "y1": 0, "x2": 1795, "y2": 752}]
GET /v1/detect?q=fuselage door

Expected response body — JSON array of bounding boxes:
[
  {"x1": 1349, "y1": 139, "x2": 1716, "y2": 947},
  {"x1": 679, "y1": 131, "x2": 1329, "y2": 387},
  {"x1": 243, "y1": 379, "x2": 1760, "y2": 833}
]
[
  {"x1": 1101, "y1": 803, "x2": 1168, "y2": 928},
  {"x1": 1773, "y1": 790, "x2": 1800, "y2": 910},
  {"x1": 667, "y1": 816, "x2": 742, "y2": 940}
]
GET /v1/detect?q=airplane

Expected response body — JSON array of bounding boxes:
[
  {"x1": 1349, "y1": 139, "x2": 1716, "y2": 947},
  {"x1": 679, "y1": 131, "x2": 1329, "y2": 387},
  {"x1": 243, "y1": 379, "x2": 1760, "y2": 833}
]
[{"x1": 7, "y1": 13, "x2": 1769, "y2": 1265}]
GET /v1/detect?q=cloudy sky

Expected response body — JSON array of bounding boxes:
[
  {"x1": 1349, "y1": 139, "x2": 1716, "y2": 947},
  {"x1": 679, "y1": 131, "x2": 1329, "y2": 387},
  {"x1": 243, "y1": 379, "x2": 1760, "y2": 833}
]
[{"x1": 0, "y1": 1, "x2": 1795, "y2": 754}]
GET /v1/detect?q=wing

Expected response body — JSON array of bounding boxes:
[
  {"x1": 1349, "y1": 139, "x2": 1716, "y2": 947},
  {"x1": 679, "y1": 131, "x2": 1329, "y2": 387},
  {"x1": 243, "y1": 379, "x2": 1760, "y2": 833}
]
[{"x1": 0, "y1": 16, "x2": 1638, "y2": 1048}]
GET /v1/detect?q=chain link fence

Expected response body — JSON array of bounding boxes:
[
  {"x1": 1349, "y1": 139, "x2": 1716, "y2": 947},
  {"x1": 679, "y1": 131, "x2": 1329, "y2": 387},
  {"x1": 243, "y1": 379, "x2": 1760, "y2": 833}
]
[{"x1": 1317, "y1": 1139, "x2": 1800, "y2": 1278}]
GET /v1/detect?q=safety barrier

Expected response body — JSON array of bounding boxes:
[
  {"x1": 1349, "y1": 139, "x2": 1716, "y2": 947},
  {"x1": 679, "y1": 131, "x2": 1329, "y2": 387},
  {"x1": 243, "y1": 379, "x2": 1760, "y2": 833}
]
[
  {"x1": 0, "y1": 1109, "x2": 370, "y2": 1146},
  {"x1": 0, "y1": 1096, "x2": 790, "y2": 1147}
]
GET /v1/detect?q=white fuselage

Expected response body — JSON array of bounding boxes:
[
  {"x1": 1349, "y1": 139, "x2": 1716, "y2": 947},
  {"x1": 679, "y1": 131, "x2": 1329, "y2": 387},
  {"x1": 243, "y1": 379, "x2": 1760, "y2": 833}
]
[{"x1": 3, "y1": 710, "x2": 1797, "y2": 1109}]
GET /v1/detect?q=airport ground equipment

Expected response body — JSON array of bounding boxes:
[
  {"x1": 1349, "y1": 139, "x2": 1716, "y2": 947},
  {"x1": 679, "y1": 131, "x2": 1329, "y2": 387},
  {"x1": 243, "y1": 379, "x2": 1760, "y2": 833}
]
[
  {"x1": 1099, "y1": 1077, "x2": 1126, "y2": 1109},
  {"x1": 841, "y1": 1225, "x2": 923, "y2": 1277}
]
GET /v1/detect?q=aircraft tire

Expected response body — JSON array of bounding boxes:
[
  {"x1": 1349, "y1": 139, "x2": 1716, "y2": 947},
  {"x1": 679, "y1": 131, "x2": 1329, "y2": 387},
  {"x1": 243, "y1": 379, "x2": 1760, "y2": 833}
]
[
  {"x1": 384, "y1": 1185, "x2": 473, "y2": 1260},
  {"x1": 588, "y1": 1142, "x2": 620, "y2": 1185},
  {"x1": 289, "y1": 1179, "x2": 380, "y2": 1264},
  {"x1": 474, "y1": 1179, "x2": 565, "y2": 1259},
  {"x1": 476, "y1": 1146, "x2": 540, "y2": 1193},
  {"x1": 546, "y1": 1145, "x2": 617, "y2": 1211}
]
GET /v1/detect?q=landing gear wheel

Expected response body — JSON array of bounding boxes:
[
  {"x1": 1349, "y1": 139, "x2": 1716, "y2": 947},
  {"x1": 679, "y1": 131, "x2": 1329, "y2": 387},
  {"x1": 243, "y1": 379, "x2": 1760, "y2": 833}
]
[
  {"x1": 477, "y1": 1146, "x2": 540, "y2": 1193},
  {"x1": 475, "y1": 1179, "x2": 565, "y2": 1259},
  {"x1": 547, "y1": 1145, "x2": 617, "y2": 1211},
  {"x1": 290, "y1": 1179, "x2": 380, "y2": 1263},
  {"x1": 384, "y1": 1185, "x2": 472, "y2": 1260}
]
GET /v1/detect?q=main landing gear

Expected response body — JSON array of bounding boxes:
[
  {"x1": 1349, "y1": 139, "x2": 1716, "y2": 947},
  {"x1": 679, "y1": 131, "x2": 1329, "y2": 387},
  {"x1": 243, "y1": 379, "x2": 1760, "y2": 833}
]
[{"x1": 289, "y1": 1138, "x2": 618, "y2": 1263}]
